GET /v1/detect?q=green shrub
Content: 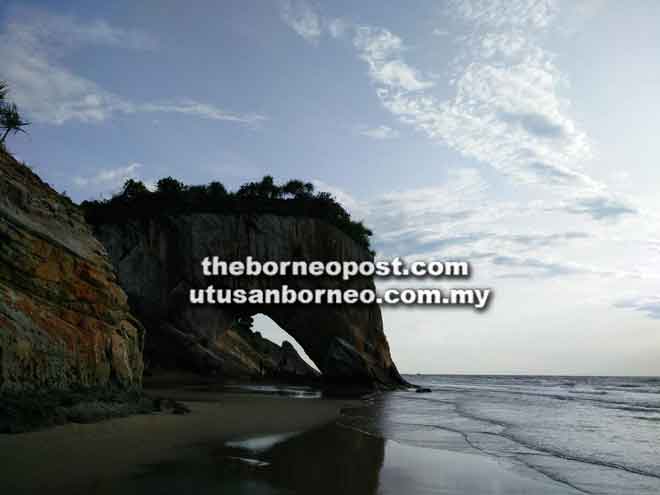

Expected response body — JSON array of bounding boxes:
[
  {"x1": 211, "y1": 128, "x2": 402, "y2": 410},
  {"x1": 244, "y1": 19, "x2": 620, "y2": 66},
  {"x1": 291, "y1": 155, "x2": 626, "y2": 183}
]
[
  {"x1": 81, "y1": 176, "x2": 374, "y2": 254},
  {"x1": 0, "y1": 81, "x2": 30, "y2": 145}
]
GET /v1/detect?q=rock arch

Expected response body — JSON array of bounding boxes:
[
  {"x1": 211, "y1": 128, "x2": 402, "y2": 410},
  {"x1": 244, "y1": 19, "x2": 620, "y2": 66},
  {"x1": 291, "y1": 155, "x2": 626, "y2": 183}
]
[
  {"x1": 250, "y1": 313, "x2": 319, "y2": 373},
  {"x1": 95, "y1": 213, "x2": 405, "y2": 388}
]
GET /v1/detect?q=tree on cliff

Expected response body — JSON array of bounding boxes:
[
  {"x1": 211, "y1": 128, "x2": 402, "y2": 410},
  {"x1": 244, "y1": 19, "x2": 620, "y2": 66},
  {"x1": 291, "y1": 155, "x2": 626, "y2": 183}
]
[
  {"x1": 282, "y1": 179, "x2": 314, "y2": 198},
  {"x1": 0, "y1": 81, "x2": 30, "y2": 145},
  {"x1": 236, "y1": 175, "x2": 284, "y2": 199},
  {"x1": 207, "y1": 181, "x2": 228, "y2": 200},
  {"x1": 156, "y1": 177, "x2": 186, "y2": 197},
  {"x1": 82, "y1": 175, "x2": 374, "y2": 253},
  {"x1": 120, "y1": 179, "x2": 151, "y2": 200}
]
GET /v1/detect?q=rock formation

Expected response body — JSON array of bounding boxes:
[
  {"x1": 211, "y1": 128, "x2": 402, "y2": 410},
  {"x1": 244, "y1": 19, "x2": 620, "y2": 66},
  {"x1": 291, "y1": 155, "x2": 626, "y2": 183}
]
[
  {"x1": 95, "y1": 214, "x2": 405, "y2": 388},
  {"x1": 216, "y1": 323, "x2": 320, "y2": 381},
  {"x1": 0, "y1": 150, "x2": 144, "y2": 393}
]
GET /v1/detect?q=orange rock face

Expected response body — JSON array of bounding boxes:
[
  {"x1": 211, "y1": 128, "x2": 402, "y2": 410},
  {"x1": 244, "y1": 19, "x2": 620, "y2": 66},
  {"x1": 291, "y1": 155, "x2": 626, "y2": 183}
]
[{"x1": 0, "y1": 150, "x2": 144, "y2": 392}]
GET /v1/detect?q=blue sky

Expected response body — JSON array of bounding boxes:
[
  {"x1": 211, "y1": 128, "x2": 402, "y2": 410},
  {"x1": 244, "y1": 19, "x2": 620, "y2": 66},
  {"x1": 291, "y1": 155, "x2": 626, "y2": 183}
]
[{"x1": 3, "y1": 0, "x2": 660, "y2": 374}]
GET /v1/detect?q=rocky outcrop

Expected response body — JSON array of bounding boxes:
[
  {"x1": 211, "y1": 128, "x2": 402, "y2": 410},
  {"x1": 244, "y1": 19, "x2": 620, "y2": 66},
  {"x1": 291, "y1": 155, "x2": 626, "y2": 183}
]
[
  {"x1": 95, "y1": 214, "x2": 405, "y2": 388},
  {"x1": 216, "y1": 325, "x2": 320, "y2": 381},
  {"x1": 0, "y1": 150, "x2": 144, "y2": 393}
]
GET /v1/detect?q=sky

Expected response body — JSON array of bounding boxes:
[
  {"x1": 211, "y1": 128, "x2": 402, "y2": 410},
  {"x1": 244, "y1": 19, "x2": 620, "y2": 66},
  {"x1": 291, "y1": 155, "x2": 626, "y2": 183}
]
[{"x1": 2, "y1": 0, "x2": 660, "y2": 375}]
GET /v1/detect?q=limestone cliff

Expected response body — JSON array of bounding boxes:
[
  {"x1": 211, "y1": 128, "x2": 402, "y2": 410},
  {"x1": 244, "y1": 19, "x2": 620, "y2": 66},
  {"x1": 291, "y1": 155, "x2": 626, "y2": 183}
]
[
  {"x1": 0, "y1": 150, "x2": 144, "y2": 393},
  {"x1": 95, "y1": 214, "x2": 404, "y2": 388}
]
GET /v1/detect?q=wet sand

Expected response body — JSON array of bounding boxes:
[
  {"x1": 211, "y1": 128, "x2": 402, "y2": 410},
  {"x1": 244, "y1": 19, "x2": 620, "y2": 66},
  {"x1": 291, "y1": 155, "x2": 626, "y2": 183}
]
[
  {"x1": 0, "y1": 390, "x2": 355, "y2": 494},
  {"x1": 0, "y1": 387, "x2": 585, "y2": 494}
]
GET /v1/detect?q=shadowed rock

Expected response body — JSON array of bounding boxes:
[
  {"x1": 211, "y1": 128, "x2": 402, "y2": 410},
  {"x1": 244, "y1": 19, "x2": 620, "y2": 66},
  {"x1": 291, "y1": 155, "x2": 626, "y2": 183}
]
[{"x1": 95, "y1": 214, "x2": 405, "y2": 388}]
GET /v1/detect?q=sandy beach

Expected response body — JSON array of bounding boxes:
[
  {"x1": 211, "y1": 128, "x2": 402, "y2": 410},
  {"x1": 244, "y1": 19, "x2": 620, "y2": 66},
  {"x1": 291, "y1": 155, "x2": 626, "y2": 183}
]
[
  {"x1": 0, "y1": 383, "x2": 609, "y2": 495},
  {"x1": 0, "y1": 388, "x2": 356, "y2": 494}
]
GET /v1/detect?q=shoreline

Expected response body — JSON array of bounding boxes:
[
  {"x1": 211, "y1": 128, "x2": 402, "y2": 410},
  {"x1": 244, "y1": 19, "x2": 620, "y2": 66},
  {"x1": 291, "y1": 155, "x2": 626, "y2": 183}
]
[
  {"x1": 0, "y1": 383, "x2": 596, "y2": 494},
  {"x1": 0, "y1": 388, "x2": 358, "y2": 494}
]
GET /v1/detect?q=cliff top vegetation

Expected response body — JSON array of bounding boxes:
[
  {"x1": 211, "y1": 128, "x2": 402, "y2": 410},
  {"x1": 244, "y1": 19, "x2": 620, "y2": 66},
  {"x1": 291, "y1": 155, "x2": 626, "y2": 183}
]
[{"x1": 81, "y1": 175, "x2": 374, "y2": 253}]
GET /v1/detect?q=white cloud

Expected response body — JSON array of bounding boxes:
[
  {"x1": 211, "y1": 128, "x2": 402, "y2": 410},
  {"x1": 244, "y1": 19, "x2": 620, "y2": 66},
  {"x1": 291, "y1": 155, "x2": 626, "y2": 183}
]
[
  {"x1": 311, "y1": 178, "x2": 367, "y2": 217},
  {"x1": 279, "y1": 2, "x2": 351, "y2": 42},
  {"x1": 139, "y1": 101, "x2": 266, "y2": 125},
  {"x1": 356, "y1": 30, "x2": 590, "y2": 186},
  {"x1": 432, "y1": 28, "x2": 450, "y2": 37},
  {"x1": 280, "y1": 0, "x2": 322, "y2": 44},
  {"x1": 276, "y1": 0, "x2": 632, "y2": 221},
  {"x1": 73, "y1": 162, "x2": 142, "y2": 189},
  {"x1": 557, "y1": 193, "x2": 636, "y2": 220},
  {"x1": 353, "y1": 27, "x2": 434, "y2": 92},
  {"x1": 13, "y1": 11, "x2": 158, "y2": 51},
  {"x1": 0, "y1": 10, "x2": 265, "y2": 125},
  {"x1": 2, "y1": 35, "x2": 126, "y2": 123},
  {"x1": 308, "y1": 170, "x2": 656, "y2": 284},
  {"x1": 615, "y1": 296, "x2": 660, "y2": 320},
  {"x1": 273, "y1": 0, "x2": 638, "y2": 236},
  {"x1": 357, "y1": 125, "x2": 400, "y2": 140},
  {"x1": 347, "y1": 2, "x2": 635, "y2": 221},
  {"x1": 490, "y1": 254, "x2": 642, "y2": 280},
  {"x1": 327, "y1": 18, "x2": 349, "y2": 39},
  {"x1": 315, "y1": 168, "x2": 493, "y2": 257},
  {"x1": 449, "y1": 0, "x2": 558, "y2": 29}
]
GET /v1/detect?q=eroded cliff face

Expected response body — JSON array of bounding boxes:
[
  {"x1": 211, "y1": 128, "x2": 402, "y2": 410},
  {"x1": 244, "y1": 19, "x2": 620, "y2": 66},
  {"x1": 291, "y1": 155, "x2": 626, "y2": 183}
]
[
  {"x1": 216, "y1": 325, "x2": 320, "y2": 381},
  {"x1": 0, "y1": 150, "x2": 144, "y2": 393},
  {"x1": 95, "y1": 214, "x2": 404, "y2": 388}
]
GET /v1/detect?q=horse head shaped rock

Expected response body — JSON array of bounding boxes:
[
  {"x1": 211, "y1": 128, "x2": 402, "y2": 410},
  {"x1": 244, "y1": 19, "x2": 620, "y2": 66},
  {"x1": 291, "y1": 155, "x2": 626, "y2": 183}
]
[{"x1": 95, "y1": 213, "x2": 405, "y2": 389}]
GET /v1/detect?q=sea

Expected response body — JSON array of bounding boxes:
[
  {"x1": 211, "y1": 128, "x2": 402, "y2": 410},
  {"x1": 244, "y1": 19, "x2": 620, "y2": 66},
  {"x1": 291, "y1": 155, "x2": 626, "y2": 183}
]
[
  {"x1": 91, "y1": 375, "x2": 660, "y2": 494},
  {"x1": 335, "y1": 375, "x2": 660, "y2": 494}
]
